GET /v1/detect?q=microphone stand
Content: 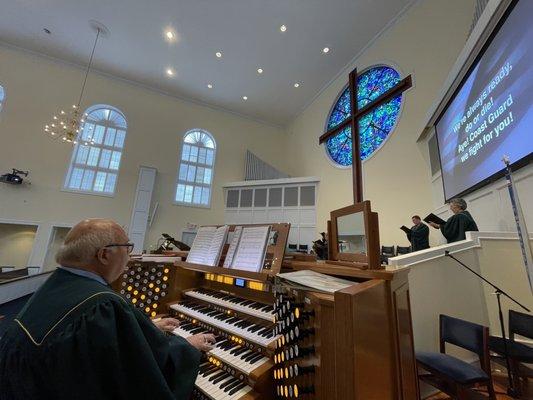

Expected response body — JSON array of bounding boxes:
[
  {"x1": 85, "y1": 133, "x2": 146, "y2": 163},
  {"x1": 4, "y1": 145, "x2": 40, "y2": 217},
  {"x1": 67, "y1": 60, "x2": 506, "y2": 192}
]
[{"x1": 444, "y1": 250, "x2": 530, "y2": 397}]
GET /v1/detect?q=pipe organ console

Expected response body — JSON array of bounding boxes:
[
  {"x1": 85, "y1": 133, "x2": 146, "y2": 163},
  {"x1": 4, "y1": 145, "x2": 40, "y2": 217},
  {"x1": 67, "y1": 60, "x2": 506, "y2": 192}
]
[{"x1": 112, "y1": 216, "x2": 418, "y2": 399}]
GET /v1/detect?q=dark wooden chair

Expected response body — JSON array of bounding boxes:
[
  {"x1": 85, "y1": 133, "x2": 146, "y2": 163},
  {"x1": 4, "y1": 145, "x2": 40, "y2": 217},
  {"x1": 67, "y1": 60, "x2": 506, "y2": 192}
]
[
  {"x1": 489, "y1": 310, "x2": 533, "y2": 397},
  {"x1": 416, "y1": 314, "x2": 496, "y2": 399},
  {"x1": 380, "y1": 245, "x2": 395, "y2": 264},
  {"x1": 396, "y1": 245, "x2": 411, "y2": 255}
]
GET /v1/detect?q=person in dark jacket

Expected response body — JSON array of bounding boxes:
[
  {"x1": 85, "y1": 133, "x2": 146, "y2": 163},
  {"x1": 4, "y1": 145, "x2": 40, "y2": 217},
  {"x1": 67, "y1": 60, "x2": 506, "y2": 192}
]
[
  {"x1": 429, "y1": 198, "x2": 479, "y2": 243},
  {"x1": 0, "y1": 219, "x2": 215, "y2": 400},
  {"x1": 407, "y1": 215, "x2": 430, "y2": 251}
]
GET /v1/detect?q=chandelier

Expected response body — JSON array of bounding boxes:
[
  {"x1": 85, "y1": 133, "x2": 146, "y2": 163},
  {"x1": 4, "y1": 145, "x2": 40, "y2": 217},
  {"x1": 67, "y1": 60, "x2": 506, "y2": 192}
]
[{"x1": 44, "y1": 22, "x2": 107, "y2": 144}]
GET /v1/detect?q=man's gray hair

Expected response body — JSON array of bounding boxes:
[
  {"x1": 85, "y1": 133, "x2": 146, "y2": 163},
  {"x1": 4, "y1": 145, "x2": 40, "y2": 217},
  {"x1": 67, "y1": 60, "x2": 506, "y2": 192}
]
[
  {"x1": 55, "y1": 226, "x2": 117, "y2": 265},
  {"x1": 449, "y1": 197, "x2": 467, "y2": 210}
]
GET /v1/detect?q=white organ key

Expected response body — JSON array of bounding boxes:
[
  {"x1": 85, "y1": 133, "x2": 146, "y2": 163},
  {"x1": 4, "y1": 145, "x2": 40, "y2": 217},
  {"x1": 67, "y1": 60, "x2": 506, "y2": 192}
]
[
  {"x1": 184, "y1": 289, "x2": 274, "y2": 322},
  {"x1": 195, "y1": 363, "x2": 252, "y2": 400},
  {"x1": 170, "y1": 303, "x2": 279, "y2": 348},
  {"x1": 173, "y1": 325, "x2": 271, "y2": 375}
]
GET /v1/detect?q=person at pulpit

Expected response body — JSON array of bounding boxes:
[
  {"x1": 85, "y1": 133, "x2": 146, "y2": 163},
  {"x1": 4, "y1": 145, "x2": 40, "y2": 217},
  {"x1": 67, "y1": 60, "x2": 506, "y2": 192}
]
[
  {"x1": 429, "y1": 198, "x2": 479, "y2": 243},
  {"x1": 0, "y1": 218, "x2": 215, "y2": 400},
  {"x1": 407, "y1": 215, "x2": 430, "y2": 251}
]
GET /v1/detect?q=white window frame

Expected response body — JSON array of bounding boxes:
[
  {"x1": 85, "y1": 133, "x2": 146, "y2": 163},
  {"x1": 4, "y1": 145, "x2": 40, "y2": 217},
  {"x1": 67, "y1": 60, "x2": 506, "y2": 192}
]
[
  {"x1": 174, "y1": 129, "x2": 216, "y2": 208},
  {"x1": 62, "y1": 105, "x2": 127, "y2": 197}
]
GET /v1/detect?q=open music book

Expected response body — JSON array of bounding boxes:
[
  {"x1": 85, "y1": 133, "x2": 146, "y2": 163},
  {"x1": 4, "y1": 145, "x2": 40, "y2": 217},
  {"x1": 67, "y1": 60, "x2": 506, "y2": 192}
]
[
  {"x1": 231, "y1": 226, "x2": 271, "y2": 272},
  {"x1": 223, "y1": 226, "x2": 243, "y2": 268},
  {"x1": 423, "y1": 213, "x2": 446, "y2": 225},
  {"x1": 400, "y1": 225, "x2": 411, "y2": 234},
  {"x1": 186, "y1": 226, "x2": 229, "y2": 266},
  {"x1": 277, "y1": 270, "x2": 355, "y2": 294}
]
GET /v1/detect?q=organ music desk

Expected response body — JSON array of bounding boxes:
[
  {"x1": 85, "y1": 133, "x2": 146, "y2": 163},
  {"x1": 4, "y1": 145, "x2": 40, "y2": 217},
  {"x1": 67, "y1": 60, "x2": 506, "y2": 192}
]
[{"x1": 113, "y1": 210, "x2": 418, "y2": 399}]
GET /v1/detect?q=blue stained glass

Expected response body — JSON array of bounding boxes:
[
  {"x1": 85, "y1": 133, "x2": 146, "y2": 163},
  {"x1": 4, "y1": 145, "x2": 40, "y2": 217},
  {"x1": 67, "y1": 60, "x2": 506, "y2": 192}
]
[
  {"x1": 326, "y1": 66, "x2": 403, "y2": 165},
  {"x1": 325, "y1": 126, "x2": 352, "y2": 166}
]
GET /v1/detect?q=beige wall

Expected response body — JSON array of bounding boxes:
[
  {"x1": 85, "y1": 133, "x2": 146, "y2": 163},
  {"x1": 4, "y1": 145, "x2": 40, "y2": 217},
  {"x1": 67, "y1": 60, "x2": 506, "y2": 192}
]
[
  {"x1": 0, "y1": 223, "x2": 37, "y2": 268},
  {"x1": 285, "y1": 0, "x2": 476, "y2": 246},
  {"x1": 0, "y1": 45, "x2": 290, "y2": 249}
]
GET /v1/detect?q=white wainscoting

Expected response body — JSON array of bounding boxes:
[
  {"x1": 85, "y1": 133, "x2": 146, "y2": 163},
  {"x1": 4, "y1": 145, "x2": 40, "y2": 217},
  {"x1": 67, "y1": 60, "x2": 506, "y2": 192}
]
[{"x1": 223, "y1": 177, "x2": 319, "y2": 251}]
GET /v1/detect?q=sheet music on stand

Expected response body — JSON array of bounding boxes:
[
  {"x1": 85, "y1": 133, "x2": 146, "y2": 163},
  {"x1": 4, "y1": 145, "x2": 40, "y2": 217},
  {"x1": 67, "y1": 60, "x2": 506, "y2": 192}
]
[
  {"x1": 186, "y1": 225, "x2": 229, "y2": 266},
  {"x1": 277, "y1": 270, "x2": 355, "y2": 294},
  {"x1": 223, "y1": 226, "x2": 243, "y2": 268},
  {"x1": 231, "y1": 226, "x2": 271, "y2": 272}
]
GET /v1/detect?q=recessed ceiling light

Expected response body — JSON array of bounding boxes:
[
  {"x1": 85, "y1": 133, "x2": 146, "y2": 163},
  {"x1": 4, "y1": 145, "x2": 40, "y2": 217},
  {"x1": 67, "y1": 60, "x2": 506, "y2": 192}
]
[
  {"x1": 242, "y1": 96, "x2": 248, "y2": 101},
  {"x1": 215, "y1": 51, "x2": 222, "y2": 58},
  {"x1": 207, "y1": 84, "x2": 213, "y2": 89},
  {"x1": 165, "y1": 29, "x2": 175, "y2": 41},
  {"x1": 166, "y1": 68, "x2": 175, "y2": 76},
  {"x1": 322, "y1": 47, "x2": 330, "y2": 54},
  {"x1": 257, "y1": 68, "x2": 263, "y2": 74},
  {"x1": 294, "y1": 83, "x2": 300, "y2": 88},
  {"x1": 280, "y1": 25, "x2": 287, "y2": 32}
]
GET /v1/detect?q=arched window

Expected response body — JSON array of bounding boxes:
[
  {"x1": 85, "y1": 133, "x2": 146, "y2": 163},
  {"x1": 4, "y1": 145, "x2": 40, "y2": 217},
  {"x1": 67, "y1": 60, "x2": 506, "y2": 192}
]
[
  {"x1": 0, "y1": 85, "x2": 5, "y2": 112},
  {"x1": 63, "y1": 105, "x2": 127, "y2": 195},
  {"x1": 325, "y1": 65, "x2": 404, "y2": 167},
  {"x1": 175, "y1": 129, "x2": 216, "y2": 207}
]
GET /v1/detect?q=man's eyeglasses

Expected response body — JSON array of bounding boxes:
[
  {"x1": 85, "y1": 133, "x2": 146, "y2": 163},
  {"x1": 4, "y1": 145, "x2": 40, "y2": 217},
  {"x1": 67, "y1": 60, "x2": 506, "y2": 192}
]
[{"x1": 104, "y1": 243, "x2": 135, "y2": 254}]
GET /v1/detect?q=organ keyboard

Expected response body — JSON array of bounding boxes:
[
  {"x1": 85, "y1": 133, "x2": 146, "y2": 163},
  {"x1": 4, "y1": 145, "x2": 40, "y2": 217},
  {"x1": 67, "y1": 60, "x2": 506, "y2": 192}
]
[
  {"x1": 112, "y1": 217, "x2": 418, "y2": 399},
  {"x1": 165, "y1": 223, "x2": 291, "y2": 400}
]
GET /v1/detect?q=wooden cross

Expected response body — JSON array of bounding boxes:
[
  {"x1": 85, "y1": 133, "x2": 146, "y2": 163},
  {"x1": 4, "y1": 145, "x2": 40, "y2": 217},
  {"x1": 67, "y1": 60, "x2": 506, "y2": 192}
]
[{"x1": 319, "y1": 67, "x2": 412, "y2": 204}]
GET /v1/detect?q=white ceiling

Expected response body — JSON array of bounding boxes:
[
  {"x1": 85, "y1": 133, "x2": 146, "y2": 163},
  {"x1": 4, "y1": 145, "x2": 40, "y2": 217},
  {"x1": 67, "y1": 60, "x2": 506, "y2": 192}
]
[{"x1": 0, "y1": 0, "x2": 415, "y2": 126}]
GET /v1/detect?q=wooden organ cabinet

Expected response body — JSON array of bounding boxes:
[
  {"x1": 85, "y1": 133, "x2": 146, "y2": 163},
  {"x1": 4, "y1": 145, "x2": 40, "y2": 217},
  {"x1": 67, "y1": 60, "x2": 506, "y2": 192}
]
[
  {"x1": 272, "y1": 264, "x2": 418, "y2": 399},
  {"x1": 166, "y1": 223, "x2": 290, "y2": 400},
  {"x1": 111, "y1": 202, "x2": 418, "y2": 400}
]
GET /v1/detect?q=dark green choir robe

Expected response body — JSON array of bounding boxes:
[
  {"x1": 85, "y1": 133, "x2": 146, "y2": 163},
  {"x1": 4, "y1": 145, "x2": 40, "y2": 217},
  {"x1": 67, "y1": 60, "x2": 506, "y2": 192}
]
[
  {"x1": 440, "y1": 210, "x2": 479, "y2": 243},
  {"x1": 407, "y1": 223, "x2": 430, "y2": 251},
  {"x1": 0, "y1": 268, "x2": 201, "y2": 400}
]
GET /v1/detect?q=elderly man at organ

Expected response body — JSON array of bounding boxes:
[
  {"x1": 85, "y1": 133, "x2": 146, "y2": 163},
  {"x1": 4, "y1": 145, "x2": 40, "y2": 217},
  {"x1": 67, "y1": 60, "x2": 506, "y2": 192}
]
[
  {"x1": 1, "y1": 0, "x2": 533, "y2": 399},
  {"x1": 0, "y1": 219, "x2": 214, "y2": 400}
]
